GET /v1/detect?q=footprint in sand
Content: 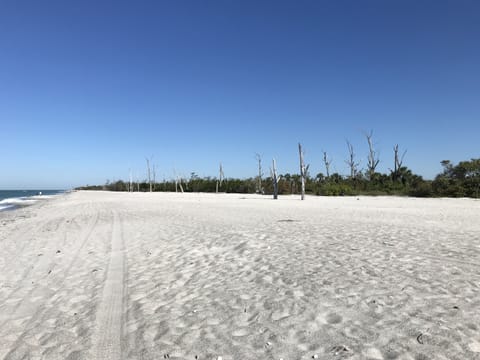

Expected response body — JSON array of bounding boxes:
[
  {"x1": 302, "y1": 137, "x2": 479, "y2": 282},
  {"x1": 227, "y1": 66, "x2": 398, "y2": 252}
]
[
  {"x1": 232, "y1": 328, "x2": 249, "y2": 337},
  {"x1": 468, "y1": 340, "x2": 480, "y2": 353},
  {"x1": 239, "y1": 294, "x2": 251, "y2": 300},
  {"x1": 363, "y1": 347, "x2": 383, "y2": 359},
  {"x1": 326, "y1": 313, "x2": 343, "y2": 324},
  {"x1": 271, "y1": 310, "x2": 290, "y2": 321},
  {"x1": 382, "y1": 348, "x2": 400, "y2": 359},
  {"x1": 206, "y1": 318, "x2": 221, "y2": 326},
  {"x1": 292, "y1": 290, "x2": 304, "y2": 298}
]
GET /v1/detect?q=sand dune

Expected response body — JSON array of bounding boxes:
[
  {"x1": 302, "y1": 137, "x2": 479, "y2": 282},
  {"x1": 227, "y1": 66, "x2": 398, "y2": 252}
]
[{"x1": 1, "y1": 191, "x2": 479, "y2": 359}]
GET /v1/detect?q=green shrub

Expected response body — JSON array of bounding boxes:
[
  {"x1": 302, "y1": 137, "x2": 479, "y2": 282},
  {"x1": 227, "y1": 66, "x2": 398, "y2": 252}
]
[{"x1": 319, "y1": 183, "x2": 354, "y2": 196}]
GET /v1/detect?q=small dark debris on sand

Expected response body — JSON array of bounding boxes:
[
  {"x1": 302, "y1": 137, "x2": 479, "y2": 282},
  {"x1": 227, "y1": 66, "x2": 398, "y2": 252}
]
[{"x1": 331, "y1": 345, "x2": 349, "y2": 354}]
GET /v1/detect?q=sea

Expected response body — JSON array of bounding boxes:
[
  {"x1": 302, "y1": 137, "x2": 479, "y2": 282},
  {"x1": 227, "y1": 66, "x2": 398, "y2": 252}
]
[{"x1": 0, "y1": 190, "x2": 65, "y2": 212}]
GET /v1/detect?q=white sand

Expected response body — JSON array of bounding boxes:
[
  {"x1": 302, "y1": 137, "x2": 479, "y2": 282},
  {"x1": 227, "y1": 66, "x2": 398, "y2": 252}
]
[{"x1": 0, "y1": 191, "x2": 479, "y2": 359}]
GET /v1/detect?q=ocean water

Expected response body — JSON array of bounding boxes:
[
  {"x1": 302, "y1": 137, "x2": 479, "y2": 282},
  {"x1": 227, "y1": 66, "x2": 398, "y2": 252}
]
[{"x1": 0, "y1": 190, "x2": 64, "y2": 211}]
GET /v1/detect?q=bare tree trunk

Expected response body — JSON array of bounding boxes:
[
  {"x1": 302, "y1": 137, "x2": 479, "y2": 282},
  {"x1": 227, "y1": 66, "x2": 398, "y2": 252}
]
[
  {"x1": 298, "y1": 143, "x2": 307, "y2": 200},
  {"x1": 323, "y1": 151, "x2": 332, "y2": 178},
  {"x1": 271, "y1": 158, "x2": 279, "y2": 200},
  {"x1": 174, "y1": 169, "x2": 178, "y2": 193},
  {"x1": 178, "y1": 177, "x2": 184, "y2": 193},
  {"x1": 345, "y1": 140, "x2": 359, "y2": 179},
  {"x1": 255, "y1": 153, "x2": 263, "y2": 194},
  {"x1": 146, "y1": 157, "x2": 152, "y2": 192},
  {"x1": 393, "y1": 145, "x2": 398, "y2": 181},
  {"x1": 153, "y1": 164, "x2": 156, "y2": 192},
  {"x1": 216, "y1": 163, "x2": 224, "y2": 193},
  {"x1": 129, "y1": 169, "x2": 133, "y2": 192},
  {"x1": 365, "y1": 130, "x2": 380, "y2": 179},
  {"x1": 392, "y1": 144, "x2": 407, "y2": 182}
]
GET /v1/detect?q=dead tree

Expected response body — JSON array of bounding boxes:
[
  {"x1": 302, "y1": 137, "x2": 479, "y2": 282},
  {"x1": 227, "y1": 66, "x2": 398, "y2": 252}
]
[
  {"x1": 152, "y1": 164, "x2": 156, "y2": 191},
  {"x1": 145, "y1": 158, "x2": 151, "y2": 192},
  {"x1": 298, "y1": 143, "x2": 309, "y2": 200},
  {"x1": 145, "y1": 156, "x2": 153, "y2": 192},
  {"x1": 178, "y1": 177, "x2": 184, "y2": 193},
  {"x1": 216, "y1": 163, "x2": 224, "y2": 193},
  {"x1": 270, "y1": 158, "x2": 280, "y2": 200},
  {"x1": 365, "y1": 130, "x2": 380, "y2": 179},
  {"x1": 345, "y1": 140, "x2": 360, "y2": 178},
  {"x1": 174, "y1": 172, "x2": 184, "y2": 193},
  {"x1": 392, "y1": 144, "x2": 407, "y2": 182},
  {"x1": 255, "y1": 153, "x2": 264, "y2": 194},
  {"x1": 323, "y1": 151, "x2": 332, "y2": 178},
  {"x1": 129, "y1": 169, "x2": 133, "y2": 192},
  {"x1": 173, "y1": 168, "x2": 183, "y2": 193}
]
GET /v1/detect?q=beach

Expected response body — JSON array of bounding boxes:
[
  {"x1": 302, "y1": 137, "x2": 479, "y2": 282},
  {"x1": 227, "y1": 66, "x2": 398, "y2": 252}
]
[{"x1": 0, "y1": 191, "x2": 479, "y2": 360}]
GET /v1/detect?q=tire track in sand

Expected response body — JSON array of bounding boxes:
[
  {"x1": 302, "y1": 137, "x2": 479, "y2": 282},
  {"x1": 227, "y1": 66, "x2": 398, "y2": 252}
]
[
  {"x1": 0, "y1": 208, "x2": 101, "y2": 359},
  {"x1": 0, "y1": 207, "x2": 99, "y2": 328},
  {"x1": 91, "y1": 210, "x2": 126, "y2": 359}
]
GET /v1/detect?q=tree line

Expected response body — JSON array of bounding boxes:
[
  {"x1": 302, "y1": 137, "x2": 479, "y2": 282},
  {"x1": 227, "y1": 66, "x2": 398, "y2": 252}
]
[
  {"x1": 76, "y1": 157, "x2": 480, "y2": 198},
  {"x1": 76, "y1": 131, "x2": 479, "y2": 198}
]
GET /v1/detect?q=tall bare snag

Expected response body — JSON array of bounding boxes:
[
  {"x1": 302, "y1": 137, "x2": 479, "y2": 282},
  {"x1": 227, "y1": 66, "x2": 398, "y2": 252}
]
[
  {"x1": 298, "y1": 143, "x2": 308, "y2": 200},
  {"x1": 365, "y1": 130, "x2": 380, "y2": 179},
  {"x1": 255, "y1": 153, "x2": 263, "y2": 194},
  {"x1": 392, "y1": 144, "x2": 407, "y2": 182},
  {"x1": 345, "y1": 140, "x2": 360, "y2": 179},
  {"x1": 271, "y1": 158, "x2": 279, "y2": 200}
]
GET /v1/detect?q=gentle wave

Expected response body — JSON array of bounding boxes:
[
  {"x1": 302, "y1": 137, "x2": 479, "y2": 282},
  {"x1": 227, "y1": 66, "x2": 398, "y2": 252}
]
[
  {"x1": 0, "y1": 191, "x2": 64, "y2": 212},
  {"x1": 0, "y1": 204, "x2": 15, "y2": 211},
  {"x1": 0, "y1": 197, "x2": 38, "y2": 206},
  {"x1": 0, "y1": 198, "x2": 38, "y2": 211}
]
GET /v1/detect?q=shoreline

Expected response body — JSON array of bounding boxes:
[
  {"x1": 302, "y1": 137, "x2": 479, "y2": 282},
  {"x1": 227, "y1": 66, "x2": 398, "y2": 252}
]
[{"x1": 0, "y1": 190, "x2": 66, "y2": 212}]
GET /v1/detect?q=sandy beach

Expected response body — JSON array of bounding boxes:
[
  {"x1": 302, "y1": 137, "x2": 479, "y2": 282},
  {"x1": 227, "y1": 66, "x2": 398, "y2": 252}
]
[{"x1": 0, "y1": 191, "x2": 479, "y2": 359}]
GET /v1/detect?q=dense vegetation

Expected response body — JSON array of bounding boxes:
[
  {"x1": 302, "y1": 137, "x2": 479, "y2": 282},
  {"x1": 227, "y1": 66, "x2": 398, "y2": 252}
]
[{"x1": 77, "y1": 158, "x2": 480, "y2": 198}]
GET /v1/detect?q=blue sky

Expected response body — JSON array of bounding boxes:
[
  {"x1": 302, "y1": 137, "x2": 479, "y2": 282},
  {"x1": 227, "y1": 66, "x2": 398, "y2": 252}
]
[{"x1": 1, "y1": 1, "x2": 479, "y2": 189}]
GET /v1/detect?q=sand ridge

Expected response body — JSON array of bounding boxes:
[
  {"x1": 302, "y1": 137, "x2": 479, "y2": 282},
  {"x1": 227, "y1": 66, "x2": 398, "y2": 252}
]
[{"x1": 0, "y1": 191, "x2": 480, "y2": 359}]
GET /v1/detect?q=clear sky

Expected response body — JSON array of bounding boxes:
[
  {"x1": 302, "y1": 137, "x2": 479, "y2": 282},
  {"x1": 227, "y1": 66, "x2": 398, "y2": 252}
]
[{"x1": 1, "y1": 1, "x2": 479, "y2": 189}]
